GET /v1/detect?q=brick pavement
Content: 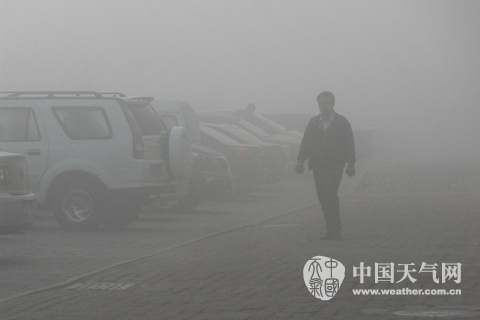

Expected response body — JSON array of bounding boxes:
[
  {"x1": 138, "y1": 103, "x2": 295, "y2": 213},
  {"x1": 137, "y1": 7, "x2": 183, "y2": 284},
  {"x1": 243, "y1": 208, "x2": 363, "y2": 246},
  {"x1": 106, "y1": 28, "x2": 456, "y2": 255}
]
[{"x1": 0, "y1": 162, "x2": 479, "y2": 319}]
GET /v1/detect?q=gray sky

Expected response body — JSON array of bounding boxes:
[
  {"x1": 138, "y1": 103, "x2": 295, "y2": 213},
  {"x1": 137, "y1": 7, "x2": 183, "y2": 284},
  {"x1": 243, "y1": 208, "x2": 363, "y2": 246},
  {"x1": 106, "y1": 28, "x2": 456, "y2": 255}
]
[{"x1": 1, "y1": 0, "x2": 480, "y2": 159}]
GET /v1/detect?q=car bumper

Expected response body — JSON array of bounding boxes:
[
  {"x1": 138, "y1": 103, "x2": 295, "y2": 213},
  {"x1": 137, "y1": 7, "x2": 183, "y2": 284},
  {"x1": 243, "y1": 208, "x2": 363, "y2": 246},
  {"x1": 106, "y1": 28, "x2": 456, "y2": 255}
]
[{"x1": 0, "y1": 193, "x2": 37, "y2": 234}]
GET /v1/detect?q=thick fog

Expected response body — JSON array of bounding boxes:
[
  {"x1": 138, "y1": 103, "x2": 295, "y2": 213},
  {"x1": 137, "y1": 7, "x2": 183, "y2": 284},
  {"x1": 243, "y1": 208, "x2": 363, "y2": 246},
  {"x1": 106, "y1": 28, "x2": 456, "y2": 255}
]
[{"x1": 1, "y1": 0, "x2": 479, "y2": 162}]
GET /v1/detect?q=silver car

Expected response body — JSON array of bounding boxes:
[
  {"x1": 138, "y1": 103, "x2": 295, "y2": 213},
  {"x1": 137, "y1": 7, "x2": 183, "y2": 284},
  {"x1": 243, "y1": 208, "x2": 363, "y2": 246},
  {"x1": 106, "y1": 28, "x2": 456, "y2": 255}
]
[{"x1": 0, "y1": 91, "x2": 192, "y2": 230}]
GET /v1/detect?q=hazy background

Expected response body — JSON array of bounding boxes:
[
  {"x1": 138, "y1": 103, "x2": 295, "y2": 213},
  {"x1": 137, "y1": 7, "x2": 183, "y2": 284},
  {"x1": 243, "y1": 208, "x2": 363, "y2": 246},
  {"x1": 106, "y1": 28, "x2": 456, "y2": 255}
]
[{"x1": 1, "y1": 0, "x2": 479, "y2": 161}]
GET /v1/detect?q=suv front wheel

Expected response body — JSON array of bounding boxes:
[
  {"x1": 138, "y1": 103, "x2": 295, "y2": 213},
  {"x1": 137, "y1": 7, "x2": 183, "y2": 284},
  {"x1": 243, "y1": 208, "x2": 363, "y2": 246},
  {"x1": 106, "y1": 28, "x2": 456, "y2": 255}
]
[{"x1": 52, "y1": 180, "x2": 105, "y2": 230}]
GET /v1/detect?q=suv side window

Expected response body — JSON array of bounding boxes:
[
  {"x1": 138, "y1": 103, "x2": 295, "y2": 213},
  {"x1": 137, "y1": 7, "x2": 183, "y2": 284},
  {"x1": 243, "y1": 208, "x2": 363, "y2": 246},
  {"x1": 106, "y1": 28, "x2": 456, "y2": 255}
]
[
  {"x1": 53, "y1": 106, "x2": 112, "y2": 140},
  {"x1": 0, "y1": 107, "x2": 41, "y2": 142}
]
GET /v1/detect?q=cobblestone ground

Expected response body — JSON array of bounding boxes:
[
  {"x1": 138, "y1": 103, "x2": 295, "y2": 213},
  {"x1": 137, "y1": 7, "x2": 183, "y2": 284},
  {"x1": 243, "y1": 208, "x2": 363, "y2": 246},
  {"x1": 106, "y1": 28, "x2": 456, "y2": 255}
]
[{"x1": 0, "y1": 162, "x2": 479, "y2": 320}]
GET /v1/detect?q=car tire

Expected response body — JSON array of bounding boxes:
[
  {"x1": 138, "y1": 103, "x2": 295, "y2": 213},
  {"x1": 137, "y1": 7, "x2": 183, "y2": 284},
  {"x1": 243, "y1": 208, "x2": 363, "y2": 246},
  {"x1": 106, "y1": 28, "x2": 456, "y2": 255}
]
[{"x1": 52, "y1": 180, "x2": 105, "y2": 230}]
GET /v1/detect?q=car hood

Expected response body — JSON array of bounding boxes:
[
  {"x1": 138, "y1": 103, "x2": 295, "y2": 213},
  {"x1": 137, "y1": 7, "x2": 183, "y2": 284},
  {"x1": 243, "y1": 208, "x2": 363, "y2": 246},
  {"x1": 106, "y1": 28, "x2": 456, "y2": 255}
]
[{"x1": 265, "y1": 134, "x2": 301, "y2": 146}]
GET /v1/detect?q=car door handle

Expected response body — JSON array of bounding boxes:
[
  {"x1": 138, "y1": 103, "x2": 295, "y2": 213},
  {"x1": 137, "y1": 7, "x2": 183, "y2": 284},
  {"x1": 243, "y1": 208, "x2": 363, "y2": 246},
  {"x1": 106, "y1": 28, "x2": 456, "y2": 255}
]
[{"x1": 27, "y1": 149, "x2": 41, "y2": 155}]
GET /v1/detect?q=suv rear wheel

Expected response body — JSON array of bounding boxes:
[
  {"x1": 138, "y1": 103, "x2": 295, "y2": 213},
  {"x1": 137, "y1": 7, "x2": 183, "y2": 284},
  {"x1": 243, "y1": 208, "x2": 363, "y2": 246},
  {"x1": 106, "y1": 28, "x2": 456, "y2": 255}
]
[{"x1": 52, "y1": 180, "x2": 105, "y2": 230}]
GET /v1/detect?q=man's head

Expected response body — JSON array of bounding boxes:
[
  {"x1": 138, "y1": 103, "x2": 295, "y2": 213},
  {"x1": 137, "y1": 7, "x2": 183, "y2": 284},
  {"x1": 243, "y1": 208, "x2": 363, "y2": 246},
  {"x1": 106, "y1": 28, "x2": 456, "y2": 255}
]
[{"x1": 317, "y1": 91, "x2": 335, "y2": 116}]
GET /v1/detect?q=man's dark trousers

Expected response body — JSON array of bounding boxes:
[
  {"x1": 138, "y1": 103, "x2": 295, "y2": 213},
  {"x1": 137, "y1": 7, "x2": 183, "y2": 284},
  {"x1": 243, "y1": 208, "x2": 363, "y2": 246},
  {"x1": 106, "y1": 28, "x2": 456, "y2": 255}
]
[{"x1": 313, "y1": 166, "x2": 344, "y2": 238}]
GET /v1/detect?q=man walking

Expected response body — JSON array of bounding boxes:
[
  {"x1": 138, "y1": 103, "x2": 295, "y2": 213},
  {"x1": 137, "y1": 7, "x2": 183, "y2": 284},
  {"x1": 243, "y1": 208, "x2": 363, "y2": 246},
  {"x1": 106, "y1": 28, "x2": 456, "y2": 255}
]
[{"x1": 295, "y1": 91, "x2": 356, "y2": 240}]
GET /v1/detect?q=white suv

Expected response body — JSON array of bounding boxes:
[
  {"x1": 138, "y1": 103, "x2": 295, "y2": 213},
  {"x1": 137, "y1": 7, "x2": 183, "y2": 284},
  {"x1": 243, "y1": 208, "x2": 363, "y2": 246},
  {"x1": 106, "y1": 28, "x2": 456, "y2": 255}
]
[{"x1": 0, "y1": 91, "x2": 192, "y2": 230}]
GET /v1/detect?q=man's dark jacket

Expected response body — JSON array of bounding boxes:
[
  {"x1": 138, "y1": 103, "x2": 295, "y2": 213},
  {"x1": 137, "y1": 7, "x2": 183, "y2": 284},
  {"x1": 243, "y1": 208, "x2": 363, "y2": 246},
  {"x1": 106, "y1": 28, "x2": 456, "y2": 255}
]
[{"x1": 297, "y1": 112, "x2": 356, "y2": 170}]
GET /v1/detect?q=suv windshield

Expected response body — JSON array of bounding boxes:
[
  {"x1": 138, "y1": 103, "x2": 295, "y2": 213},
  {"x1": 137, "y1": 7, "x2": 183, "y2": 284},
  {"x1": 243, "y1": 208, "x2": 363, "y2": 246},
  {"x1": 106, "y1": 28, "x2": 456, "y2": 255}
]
[{"x1": 129, "y1": 104, "x2": 166, "y2": 136}]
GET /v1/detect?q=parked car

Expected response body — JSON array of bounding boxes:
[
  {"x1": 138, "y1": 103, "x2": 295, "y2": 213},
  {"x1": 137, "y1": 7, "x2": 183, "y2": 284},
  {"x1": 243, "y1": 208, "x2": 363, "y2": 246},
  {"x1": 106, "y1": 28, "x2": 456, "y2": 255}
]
[
  {"x1": 190, "y1": 144, "x2": 235, "y2": 196},
  {"x1": 151, "y1": 100, "x2": 235, "y2": 205},
  {"x1": 262, "y1": 113, "x2": 313, "y2": 133},
  {"x1": 202, "y1": 123, "x2": 288, "y2": 183},
  {"x1": 196, "y1": 111, "x2": 301, "y2": 164},
  {"x1": 0, "y1": 91, "x2": 193, "y2": 230},
  {"x1": 228, "y1": 109, "x2": 303, "y2": 139},
  {"x1": 199, "y1": 125, "x2": 268, "y2": 193},
  {"x1": 0, "y1": 152, "x2": 36, "y2": 234}
]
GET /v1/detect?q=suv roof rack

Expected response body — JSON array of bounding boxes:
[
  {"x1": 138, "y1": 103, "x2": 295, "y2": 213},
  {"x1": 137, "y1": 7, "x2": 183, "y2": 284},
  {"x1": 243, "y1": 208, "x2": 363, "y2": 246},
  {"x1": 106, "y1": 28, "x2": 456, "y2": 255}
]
[
  {"x1": 97, "y1": 92, "x2": 127, "y2": 98},
  {"x1": 0, "y1": 91, "x2": 104, "y2": 98},
  {"x1": 126, "y1": 97, "x2": 154, "y2": 106},
  {"x1": 0, "y1": 91, "x2": 154, "y2": 106}
]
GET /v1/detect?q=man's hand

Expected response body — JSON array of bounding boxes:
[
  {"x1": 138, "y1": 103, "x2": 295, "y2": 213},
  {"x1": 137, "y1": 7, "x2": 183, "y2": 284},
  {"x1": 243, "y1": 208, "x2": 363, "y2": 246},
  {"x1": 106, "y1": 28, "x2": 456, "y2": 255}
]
[
  {"x1": 295, "y1": 163, "x2": 305, "y2": 174},
  {"x1": 345, "y1": 165, "x2": 355, "y2": 177}
]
